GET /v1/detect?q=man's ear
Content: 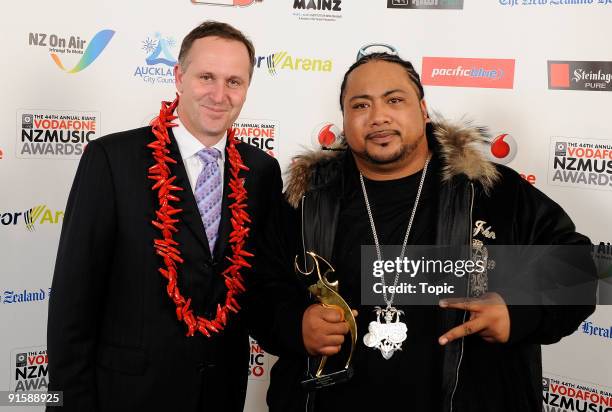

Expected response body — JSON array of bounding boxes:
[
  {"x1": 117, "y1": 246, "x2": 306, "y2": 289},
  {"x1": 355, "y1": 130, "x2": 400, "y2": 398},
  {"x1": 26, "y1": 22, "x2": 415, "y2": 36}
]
[
  {"x1": 174, "y1": 64, "x2": 184, "y2": 95},
  {"x1": 420, "y1": 99, "x2": 430, "y2": 123}
]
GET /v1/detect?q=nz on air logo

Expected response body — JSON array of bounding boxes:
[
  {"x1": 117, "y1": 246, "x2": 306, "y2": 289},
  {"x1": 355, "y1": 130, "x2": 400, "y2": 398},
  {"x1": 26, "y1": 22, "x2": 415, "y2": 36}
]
[
  {"x1": 134, "y1": 32, "x2": 177, "y2": 85},
  {"x1": 0, "y1": 205, "x2": 64, "y2": 231},
  {"x1": 28, "y1": 30, "x2": 115, "y2": 73},
  {"x1": 256, "y1": 51, "x2": 332, "y2": 76}
]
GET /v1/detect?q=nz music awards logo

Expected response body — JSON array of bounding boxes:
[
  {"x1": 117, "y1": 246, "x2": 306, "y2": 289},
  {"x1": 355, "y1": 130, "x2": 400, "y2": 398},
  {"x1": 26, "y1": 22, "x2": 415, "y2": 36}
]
[
  {"x1": 17, "y1": 110, "x2": 100, "y2": 159},
  {"x1": 387, "y1": 0, "x2": 463, "y2": 9},
  {"x1": 292, "y1": 0, "x2": 342, "y2": 22},
  {"x1": 233, "y1": 119, "x2": 279, "y2": 157},
  {"x1": 421, "y1": 57, "x2": 515, "y2": 89},
  {"x1": 10, "y1": 346, "x2": 49, "y2": 391},
  {"x1": 134, "y1": 32, "x2": 177, "y2": 85},
  {"x1": 191, "y1": 0, "x2": 262, "y2": 5},
  {"x1": 548, "y1": 61, "x2": 612, "y2": 92},
  {"x1": 28, "y1": 30, "x2": 114, "y2": 73},
  {"x1": 248, "y1": 338, "x2": 271, "y2": 380},
  {"x1": 0, "y1": 205, "x2": 64, "y2": 231},
  {"x1": 548, "y1": 137, "x2": 612, "y2": 191},
  {"x1": 256, "y1": 51, "x2": 333, "y2": 76},
  {"x1": 542, "y1": 374, "x2": 612, "y2": 411}
]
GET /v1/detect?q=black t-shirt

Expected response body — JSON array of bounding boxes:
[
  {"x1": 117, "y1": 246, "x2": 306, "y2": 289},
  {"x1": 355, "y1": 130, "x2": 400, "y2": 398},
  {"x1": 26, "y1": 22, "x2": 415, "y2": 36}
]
[{"x1": 314, "y1": 155, "x2": 443, "y2": 412}]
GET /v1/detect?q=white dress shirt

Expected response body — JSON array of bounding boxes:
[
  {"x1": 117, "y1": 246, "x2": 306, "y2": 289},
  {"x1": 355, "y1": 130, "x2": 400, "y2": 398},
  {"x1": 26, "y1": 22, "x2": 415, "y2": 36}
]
[{"x1": 173, "y1": 117, "x2": 226, "y2": 195}]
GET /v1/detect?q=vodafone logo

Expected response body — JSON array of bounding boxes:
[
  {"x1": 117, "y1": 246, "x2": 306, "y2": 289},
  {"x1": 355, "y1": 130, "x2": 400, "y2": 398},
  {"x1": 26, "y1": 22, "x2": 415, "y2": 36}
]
[
  {"x1": 486, "y1": 133, "x2": 517, "y2": 164},
  {"x1": 312, "y1": 122, "x2": 341, "y2": 148}
]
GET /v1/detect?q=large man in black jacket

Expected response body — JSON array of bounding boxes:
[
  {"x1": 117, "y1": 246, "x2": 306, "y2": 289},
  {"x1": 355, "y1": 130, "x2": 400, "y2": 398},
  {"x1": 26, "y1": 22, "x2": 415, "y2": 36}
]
[
  {"x1": 47, "y1": 21, "x2": 289, "y2": 411},
  {"x1": 265, "y1": 53, "x2": 596, "y2": 411}
]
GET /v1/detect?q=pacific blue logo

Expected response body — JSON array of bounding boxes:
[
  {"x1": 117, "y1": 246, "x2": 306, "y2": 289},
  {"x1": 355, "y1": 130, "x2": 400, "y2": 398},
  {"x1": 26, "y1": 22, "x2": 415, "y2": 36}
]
[
  {"x1": 0, "y1": 205, "x2": 64, "y2": 231},
  {"x1": 256, "y1": 51, "x2": 332, "y2": 76}
]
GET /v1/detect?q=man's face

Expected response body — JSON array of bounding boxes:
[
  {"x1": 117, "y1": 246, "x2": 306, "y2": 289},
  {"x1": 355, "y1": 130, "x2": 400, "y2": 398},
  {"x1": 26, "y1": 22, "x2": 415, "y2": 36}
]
[
  {"x1": 175, "y1": 36, "x2": 251, "y2": 144},
  {"x1": 342, "y1": 61, "x2": 428, "y2": 167}
]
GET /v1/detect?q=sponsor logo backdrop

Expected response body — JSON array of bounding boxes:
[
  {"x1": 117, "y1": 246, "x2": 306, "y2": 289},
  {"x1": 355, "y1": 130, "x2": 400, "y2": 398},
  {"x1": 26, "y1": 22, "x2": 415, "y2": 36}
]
[{"x1": 1, "y1": 1, "x2": 611, "y2": 411}]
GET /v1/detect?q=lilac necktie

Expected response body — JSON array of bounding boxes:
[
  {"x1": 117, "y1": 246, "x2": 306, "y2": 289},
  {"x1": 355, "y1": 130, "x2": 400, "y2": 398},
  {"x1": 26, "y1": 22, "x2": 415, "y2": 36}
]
[{"x1": 195, "y1": 147, "x2": 222, "y2": 253}]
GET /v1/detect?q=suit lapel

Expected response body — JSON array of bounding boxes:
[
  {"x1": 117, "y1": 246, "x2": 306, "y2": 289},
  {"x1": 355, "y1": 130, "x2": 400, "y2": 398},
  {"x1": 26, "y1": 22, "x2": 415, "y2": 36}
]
[{"x1": 168, "y1": 129, "x2": 212, "y2": 257}]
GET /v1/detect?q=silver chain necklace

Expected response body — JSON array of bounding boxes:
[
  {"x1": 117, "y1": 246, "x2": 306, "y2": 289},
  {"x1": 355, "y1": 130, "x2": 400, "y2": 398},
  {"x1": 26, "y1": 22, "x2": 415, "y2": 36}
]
[{"x1": 360, "y1": 155, "x2": 431, "y2": 360}]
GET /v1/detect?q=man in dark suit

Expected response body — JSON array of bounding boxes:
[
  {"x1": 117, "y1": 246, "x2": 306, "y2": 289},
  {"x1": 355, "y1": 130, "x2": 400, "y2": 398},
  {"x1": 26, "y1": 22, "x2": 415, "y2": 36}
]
[{"x1": 47, "y1": 21, "x2": 289, "y2": 411}]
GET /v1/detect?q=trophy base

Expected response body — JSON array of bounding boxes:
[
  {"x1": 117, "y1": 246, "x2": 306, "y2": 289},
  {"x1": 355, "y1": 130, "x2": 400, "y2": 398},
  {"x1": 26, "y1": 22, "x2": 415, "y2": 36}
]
[{"x1": 301, "y1": 367, "x2": 354, "y2": 391}]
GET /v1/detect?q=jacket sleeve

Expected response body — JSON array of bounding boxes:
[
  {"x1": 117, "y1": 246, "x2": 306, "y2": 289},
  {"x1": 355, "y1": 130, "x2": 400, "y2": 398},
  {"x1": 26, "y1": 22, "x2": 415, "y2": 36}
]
[
  {"x1": 47, "y1": 141, "x2": 116, "y2": 411},
  {"x1": 244, "y1": 158, "x2": 310, "y2": 357},
  {"x1": 505, "y1": 177, "x2": 596, "y2": 345}
]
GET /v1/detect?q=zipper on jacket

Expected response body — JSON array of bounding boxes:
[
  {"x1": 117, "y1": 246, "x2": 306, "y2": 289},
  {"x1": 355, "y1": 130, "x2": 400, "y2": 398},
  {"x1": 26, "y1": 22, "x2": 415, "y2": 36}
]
[
  {"x1": 301, "y1": 194, "x2": 312, "y2": 412},
  {"x1": 301, "y1": 195, "x2": 309, "y2": 272},
  {"x1": 449, "y1": 182, "x2": 475, "y2": 412}
]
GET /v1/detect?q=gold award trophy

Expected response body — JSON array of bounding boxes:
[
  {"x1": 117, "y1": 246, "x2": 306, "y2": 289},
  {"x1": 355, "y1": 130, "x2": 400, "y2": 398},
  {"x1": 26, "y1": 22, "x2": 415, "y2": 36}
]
[{"x1": 295, "y1": 251, "x2": 357, "y2": 390}]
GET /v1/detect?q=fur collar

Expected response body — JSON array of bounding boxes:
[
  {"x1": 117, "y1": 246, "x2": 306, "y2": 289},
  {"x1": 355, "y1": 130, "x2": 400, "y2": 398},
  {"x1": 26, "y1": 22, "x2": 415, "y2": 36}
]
[{"x1": 285, "y1": 120, "x2": 500, "y2": 208}]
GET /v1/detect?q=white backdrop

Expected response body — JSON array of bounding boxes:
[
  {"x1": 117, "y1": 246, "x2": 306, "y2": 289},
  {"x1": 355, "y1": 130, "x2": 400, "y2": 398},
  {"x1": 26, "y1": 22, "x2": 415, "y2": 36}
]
[{"x1": 1, "y1": 1, "x2": 611, "y2": 411}]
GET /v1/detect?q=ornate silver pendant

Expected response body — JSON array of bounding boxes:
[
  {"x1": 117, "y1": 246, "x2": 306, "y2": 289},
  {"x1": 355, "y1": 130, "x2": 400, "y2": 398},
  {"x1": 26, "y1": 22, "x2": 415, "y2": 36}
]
[{"x1": 363, "y1": 306, "x2": 407, "y2": 360}]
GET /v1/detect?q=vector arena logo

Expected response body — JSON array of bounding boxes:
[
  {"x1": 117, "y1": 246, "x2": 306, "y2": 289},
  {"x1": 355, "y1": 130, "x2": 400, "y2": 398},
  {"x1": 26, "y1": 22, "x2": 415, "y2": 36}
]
[
  {"x1": 28, "y1": 30, "x2": 114, "y2": 73},
  {"x1": 0, "y1": 205, "x2": 64, "y2": 231},
  {"x1": 256, "y1": 51, "x2": 333, "y2": 76}
]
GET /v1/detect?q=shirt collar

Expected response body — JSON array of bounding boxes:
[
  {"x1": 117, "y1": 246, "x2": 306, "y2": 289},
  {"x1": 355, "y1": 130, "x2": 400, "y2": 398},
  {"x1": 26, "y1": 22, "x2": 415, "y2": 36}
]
[{"x1": 173, "y1": 117, "x2": 227, "y2": 161}]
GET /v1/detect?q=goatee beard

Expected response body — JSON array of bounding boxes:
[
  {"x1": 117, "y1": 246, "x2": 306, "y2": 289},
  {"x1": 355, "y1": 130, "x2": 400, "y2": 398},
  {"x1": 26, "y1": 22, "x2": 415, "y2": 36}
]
[{"x1": 365, "y1": 140, "x2": 419, "y2": 165}]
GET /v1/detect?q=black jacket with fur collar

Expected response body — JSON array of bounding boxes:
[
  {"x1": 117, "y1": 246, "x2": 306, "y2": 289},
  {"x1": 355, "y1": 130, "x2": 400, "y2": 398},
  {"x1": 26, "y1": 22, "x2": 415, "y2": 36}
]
[{"x1": 265, "y1": 121, "x2": 595, "y2": 412}]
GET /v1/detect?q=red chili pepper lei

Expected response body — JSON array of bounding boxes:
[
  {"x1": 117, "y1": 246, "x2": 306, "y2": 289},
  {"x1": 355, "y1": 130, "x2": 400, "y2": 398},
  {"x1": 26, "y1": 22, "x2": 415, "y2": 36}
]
[{"x1": 148, "y1": 95, "x2": 253, "y2": 337}]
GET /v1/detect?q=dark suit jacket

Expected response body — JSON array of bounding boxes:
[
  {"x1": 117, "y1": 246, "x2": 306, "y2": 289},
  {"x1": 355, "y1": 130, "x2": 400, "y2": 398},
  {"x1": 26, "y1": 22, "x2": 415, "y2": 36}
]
[{"x1": 47, "y1": 126, "x2": 284, "y2": 411}]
